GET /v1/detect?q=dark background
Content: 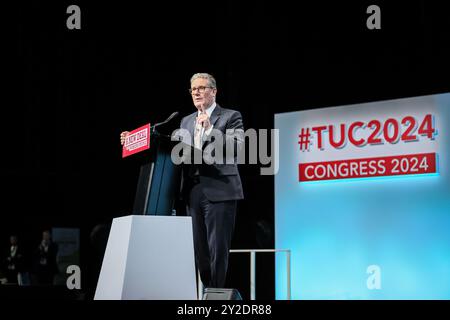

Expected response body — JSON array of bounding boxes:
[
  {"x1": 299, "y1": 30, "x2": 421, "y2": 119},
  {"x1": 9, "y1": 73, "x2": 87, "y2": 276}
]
[{"x1": 2, "y1": 1, "x2": 450, "y2": 299}]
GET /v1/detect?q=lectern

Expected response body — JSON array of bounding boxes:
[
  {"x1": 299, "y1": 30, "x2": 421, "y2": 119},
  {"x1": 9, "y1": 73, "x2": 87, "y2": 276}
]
[
  {"x1": 132, "y1": 122, "x2": 182, "y2": 216},
  {"x1": 94, "y1": 115, "x2": 198, "y2": 300},
  {"x1": 94, "y1": 215, "x2": 197, "y2": 300}
]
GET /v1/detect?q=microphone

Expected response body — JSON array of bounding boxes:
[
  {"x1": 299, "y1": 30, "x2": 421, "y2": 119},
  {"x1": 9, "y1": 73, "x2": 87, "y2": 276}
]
[
  {"x1": 151, "y1": 111, "x2": 179, "y2": 130},
  {"x1": 164, "y1": 111, "x2": 179, "y2": 124}
]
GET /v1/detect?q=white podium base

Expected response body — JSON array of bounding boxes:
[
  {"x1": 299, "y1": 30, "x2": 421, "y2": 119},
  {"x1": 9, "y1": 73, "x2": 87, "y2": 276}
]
[{"x1": 94, "y1": 215, "x2": 197, "y2": 300}]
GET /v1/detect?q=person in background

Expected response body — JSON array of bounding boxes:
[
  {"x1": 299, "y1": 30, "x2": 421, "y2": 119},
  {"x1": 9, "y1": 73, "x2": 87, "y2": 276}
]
[
  {"x1": 3, "y1": 235, "x2": 25, "y2": 284},
  {"x1": 32, "y1": 230, "x2": 59, "y2": 285}
]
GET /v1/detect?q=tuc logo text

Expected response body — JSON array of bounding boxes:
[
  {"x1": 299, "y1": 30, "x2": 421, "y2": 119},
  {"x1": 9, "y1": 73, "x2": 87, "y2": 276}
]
[{"x1": 298, "y1": 114, "x2": 438, "y2": 182}]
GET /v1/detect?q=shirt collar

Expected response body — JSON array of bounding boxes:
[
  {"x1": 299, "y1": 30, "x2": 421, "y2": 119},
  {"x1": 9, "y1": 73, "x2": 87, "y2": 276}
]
[{"x1": 197, "y1": 102, "x2": 216, "y2": 117}]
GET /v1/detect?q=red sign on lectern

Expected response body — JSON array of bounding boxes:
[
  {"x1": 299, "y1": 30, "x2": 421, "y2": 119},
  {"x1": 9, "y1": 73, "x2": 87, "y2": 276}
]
[{"x1": 122, "y1": 123, "x2": 150, "y2": 158}]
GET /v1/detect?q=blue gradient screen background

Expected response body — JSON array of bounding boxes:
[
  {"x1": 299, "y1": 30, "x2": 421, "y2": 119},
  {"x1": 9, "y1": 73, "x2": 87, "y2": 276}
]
[{"x1": 274, "y1": 93, "x2": 450, "y2": 299}]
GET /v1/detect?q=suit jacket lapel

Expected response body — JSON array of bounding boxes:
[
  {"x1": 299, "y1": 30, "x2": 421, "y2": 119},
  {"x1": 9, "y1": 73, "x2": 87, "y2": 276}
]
[
  {"x1": 187, "y1": 112, "x2": 196, "y2": 146},
  {"x1": 209, "y1": 104, "x2": 221, "y2": 128}
]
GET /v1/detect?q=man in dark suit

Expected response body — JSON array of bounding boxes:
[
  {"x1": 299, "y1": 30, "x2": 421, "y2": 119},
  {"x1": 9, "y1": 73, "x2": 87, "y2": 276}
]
[
  {"x1": 32, "y1": 230, "x2": 59, "y2": 285},
  {"x1": 3, "y1": 235, "x2": 25, "y2": 284},
  {"x1": 120, "y1": 73, "x2": 244, "y2": 289},
  {"x1": 179, "y1": 73, "x2": 244, "y2": 289}
]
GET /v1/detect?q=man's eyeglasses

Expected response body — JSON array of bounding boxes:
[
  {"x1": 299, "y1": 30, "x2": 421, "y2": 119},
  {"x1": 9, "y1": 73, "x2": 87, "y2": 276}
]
[{"x1": 189, "y1": 86, "x2": 214, "y2": 94}]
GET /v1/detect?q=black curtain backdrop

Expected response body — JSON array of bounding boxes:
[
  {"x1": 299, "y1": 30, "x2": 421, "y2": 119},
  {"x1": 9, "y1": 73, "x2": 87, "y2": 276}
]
[{"x1": 2, "y1": 1, "x2": 450, "y2": 299}]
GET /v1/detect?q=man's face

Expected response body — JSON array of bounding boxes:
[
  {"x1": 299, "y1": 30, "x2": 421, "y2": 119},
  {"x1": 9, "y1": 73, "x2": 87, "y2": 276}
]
[
  {"x1": 10, "y1": 236, "x2": 17, "y2": 245},
  {"x1": 190, "y1": 78, "x2": 217, "y2": 111},
  {"x1": 43, "y1": 231, "x2": 51, "y2": 242}
]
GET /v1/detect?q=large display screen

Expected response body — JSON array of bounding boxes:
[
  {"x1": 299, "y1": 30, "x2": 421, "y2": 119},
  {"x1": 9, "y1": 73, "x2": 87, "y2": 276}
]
[{"x1": 275, "y1": 93, "x2": 450, "y2": 299}]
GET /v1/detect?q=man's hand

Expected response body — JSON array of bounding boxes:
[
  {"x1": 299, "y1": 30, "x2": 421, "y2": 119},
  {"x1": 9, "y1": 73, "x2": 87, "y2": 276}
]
[
  {"x1": 120, "y1": 131, "x2": 129, "y2": 145},
  {"x1": 197, "y1": 110, "x2": 211, "y2": 130}
]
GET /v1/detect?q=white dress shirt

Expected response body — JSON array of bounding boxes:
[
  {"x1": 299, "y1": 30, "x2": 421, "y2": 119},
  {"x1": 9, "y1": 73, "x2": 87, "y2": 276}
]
[{"x1": 194, "y1": 102, "x2": 216, "y2": 148}]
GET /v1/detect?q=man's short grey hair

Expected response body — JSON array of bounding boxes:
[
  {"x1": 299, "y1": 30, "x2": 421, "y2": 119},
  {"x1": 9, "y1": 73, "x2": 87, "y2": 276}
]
[{"x1": 190, "y1": 73, "x2": 217, "y2": 88}]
